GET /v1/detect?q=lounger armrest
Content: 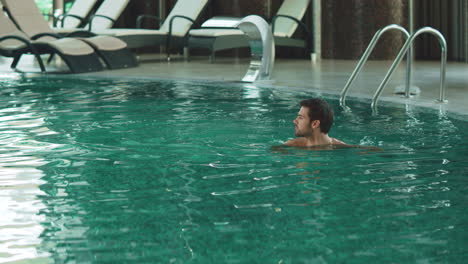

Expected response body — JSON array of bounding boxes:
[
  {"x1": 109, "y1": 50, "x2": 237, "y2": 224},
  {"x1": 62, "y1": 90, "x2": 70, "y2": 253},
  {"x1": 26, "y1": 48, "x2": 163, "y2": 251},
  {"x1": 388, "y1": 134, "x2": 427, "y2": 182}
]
[
  {"x1": 0, "y1": 35, "x2": 39, "y2": 56},
  {"x1": 56, "y1": 14, "x2": 87, "y2": 28},
  {"x1": 0, "y1": 35, "x2": 31, "y2": 45},
  {"x1": 30, "y1": 32, "x2": 62, "y2": 40},
  {"x1": 165, "y1": 15, "x2": 198, "y2": 57},
  {"x1": 0, "y1": 35, "x2": 46, "y2": 72},
  {"x1": 271, "y1": 14, "x2": 313, "y2": 52},
  {"x1": 168, "y1": 15, "x2": 198, "y2": 36},
  {"x1": 136, "y1": 15, "x2": 163, "y2": 29},
  {"x1": 88, "y1": 14, "x2": 116, "y2": 31},
  {"x1": 0, "y1": 36, "x2": 38, "y2": 55}
]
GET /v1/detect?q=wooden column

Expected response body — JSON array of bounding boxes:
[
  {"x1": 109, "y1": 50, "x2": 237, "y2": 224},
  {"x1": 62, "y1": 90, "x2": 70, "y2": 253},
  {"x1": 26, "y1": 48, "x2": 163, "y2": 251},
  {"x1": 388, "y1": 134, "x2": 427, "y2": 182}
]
[{"x1": 321, "y1": 0, "x2": 409, "y2": 60}]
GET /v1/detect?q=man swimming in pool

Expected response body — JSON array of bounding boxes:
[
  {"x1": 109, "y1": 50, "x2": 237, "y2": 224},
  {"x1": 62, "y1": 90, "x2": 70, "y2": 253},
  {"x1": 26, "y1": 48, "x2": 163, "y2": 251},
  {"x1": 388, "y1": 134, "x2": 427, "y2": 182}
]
[{"x1": 285, "y1": 98, "x2": 346, "y2": 147}]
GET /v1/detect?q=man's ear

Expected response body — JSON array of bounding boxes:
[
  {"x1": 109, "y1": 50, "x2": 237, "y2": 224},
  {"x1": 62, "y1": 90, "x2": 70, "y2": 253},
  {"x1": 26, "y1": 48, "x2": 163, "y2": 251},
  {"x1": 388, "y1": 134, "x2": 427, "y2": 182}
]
[{"x1": 311, "y1": 120, "x2": 320, "y2": 129}]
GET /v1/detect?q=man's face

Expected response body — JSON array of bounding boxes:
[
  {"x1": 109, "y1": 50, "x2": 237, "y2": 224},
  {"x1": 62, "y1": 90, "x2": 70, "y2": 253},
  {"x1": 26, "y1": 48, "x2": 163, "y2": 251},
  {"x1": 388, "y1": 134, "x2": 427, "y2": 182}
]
[{"x1": 293, "y1": 106, "x2": 313, "y2": 137}]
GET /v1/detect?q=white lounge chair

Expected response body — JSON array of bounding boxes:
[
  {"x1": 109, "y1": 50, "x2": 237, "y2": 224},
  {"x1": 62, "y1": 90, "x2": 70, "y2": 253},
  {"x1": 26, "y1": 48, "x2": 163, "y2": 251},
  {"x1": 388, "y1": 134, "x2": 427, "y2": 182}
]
[
  {"x1": 53, "y1": 0, "x2": 98, "y2": 29},
  {"x1": 2, "y1": 0, "x2": 137, "y2": 70},
  {"x1": 96, "y1": 0, "x2": 209, "y2": 59},
  {"x1": 0, "y1": 10, "x2": 103, "y2": 73},
  {"x1": 54, "y1": 0, "x2": 130, "y2": 32},
  {"x1": 188, "y1": 0, "x2": 312, "y2": 59}
]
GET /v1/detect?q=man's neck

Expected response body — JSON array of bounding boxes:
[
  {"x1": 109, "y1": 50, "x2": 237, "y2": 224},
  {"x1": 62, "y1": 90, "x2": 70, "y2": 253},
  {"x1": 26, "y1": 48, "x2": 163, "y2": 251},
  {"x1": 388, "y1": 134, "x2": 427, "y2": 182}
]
[{"x1": 304, "y1": 133, "x2": 332, "y2": 146}]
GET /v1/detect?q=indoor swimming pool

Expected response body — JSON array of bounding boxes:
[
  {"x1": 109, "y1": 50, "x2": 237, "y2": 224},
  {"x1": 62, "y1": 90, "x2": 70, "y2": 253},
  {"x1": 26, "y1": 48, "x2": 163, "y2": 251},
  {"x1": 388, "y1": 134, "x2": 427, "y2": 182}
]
[{"x1": 0, "y1": 76, "x2": 467, "y2": 263}]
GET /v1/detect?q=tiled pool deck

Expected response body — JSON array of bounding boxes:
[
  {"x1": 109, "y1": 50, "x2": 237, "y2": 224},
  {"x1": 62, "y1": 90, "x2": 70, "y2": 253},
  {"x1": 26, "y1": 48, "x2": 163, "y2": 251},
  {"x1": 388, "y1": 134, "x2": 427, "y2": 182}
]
[{"x1": 1, "y1": 54, "x2": 467, "y2": 117}]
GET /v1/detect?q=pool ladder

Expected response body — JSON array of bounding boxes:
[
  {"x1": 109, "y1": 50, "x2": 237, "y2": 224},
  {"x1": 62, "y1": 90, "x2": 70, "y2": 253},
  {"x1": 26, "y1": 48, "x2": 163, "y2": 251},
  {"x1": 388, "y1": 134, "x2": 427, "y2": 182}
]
[{"x1": 340, "y1": 25, "x2": 447, "y2": 110}]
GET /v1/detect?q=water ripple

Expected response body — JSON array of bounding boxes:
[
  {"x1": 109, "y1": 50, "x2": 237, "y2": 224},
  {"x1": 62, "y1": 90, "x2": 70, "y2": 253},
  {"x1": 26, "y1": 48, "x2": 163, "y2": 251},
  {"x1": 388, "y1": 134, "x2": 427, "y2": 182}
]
[{"x1": 0, "y1": 77, "x2": 466, "y2": 263}]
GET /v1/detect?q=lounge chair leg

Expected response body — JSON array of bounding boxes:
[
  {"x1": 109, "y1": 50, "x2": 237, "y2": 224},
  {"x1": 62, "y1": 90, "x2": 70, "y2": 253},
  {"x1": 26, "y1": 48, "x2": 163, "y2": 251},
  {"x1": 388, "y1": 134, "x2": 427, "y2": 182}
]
[
  {"x1": 11, "y1": 54, "x2": 45, "y2": 72},
  {"x1": 11, "y1": 55, "x2": 21, "y2": 70},
  {"x1": 183, "y1": 47, "x2": 189, "y2": 61},
  {"x1": 58, "y1": 53, "x2": 104, "y2": 73},
  {"x1": 47, "y1": 54, "x2": 55, "y2": 64},
  {"x1": 34, "y1": 54, "x2": 47, "y2": 72},
  {"x1": 95, "y1": 49, "x2": 138, "y2": 69},
  {"x1": 209, "y1": 52, "x2": 215, "y2": 63}
]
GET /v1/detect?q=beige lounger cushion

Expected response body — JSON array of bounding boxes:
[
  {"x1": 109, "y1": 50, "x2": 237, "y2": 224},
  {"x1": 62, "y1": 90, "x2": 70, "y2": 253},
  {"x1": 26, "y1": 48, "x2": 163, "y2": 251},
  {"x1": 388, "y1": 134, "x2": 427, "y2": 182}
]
[
  {"x1": 0, "y1": 10, "x2": 29, "y2": 49},
  {"x1": 0, "y1": 19, "x2": 93, "y2": 56},
  {"x1": 2, "y1": 0, "x2": 51, "y2": 37},
  {"x1": 188, "y1": 0, "x2": 310, "y2": 40},
  {"x1": 0, "y1": 41, "x2": 27, "y2": 50},
  {"x1": 51, "y1": 28, "x2": 77, "y2": 34},
  {"x1": 96, "y1": 29, "x2": 169, "y2": 49},
  {"x1": 98, "y1": 29, "x2": 169, "y2": 37},
  {"x1": 52, "y1": 0, "x2": 128, "y2": 31},
  {"x1": 274, "y1": 0, "x2": 310, "y2": 38},
  {"x1": 81, "y1": 35, "x2": 128, "y2": 51},
  {"x1": 0, "y1": 39, "x2": 28, "y2": 50},
  {"x1": 33, "y1": 37, "x2": 95, "y2": 55},
  {"x1": 159, "y1": 0, "x2": 208, "y2": 36},
  {"x1": 189, "y1": 28, "x2": 292, "y2": 39},
  {"x1": 89, "y1": 0, "x2": 129, "y2": 30},
  {"x1": 2, "y1": 0, "x2": 130, "y2": 53},
  {"x1": 0, "y1": 6, "x2": 91, "y2": 55},
  {"x1": 60, "y1": 0, "x2": 98, "y2": 28},
  {"x1": 96, "y1": 0, "x2": 208, "y2": 38},
  {"x1": 189, "y1": 28, "x2": 244, "y2": 37}
]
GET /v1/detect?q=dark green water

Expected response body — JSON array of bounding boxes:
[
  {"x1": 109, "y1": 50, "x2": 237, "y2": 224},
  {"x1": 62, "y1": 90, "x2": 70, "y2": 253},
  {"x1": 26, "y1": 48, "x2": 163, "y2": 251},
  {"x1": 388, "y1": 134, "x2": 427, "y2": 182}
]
[{"x1": 1, "y1": 76, "x2": 467, "y2": 263}]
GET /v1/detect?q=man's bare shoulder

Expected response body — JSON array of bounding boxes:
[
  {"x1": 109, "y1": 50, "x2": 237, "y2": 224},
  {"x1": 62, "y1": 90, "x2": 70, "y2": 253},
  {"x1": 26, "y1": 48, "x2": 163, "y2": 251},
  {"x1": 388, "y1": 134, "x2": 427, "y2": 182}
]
[
  {"x1": 331, "y1": 137, "x2": 346, "y2": 145},
  {"x1": 285, "y1": 137, "x2": 347, "y2": 147},
  {"x1": 284, "y1": 137, "x2": 308, "y2": 147},
  {"x1": 275, "y1": 137, "x2": 381, "y2": 153}
]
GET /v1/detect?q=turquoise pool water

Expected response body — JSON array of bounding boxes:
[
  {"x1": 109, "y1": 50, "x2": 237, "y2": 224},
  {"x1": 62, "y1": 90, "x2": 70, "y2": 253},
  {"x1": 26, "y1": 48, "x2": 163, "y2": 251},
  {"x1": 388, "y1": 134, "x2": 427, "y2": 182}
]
[{"x1": 1, "y1": 76, "x2": 467, "y2": 263}]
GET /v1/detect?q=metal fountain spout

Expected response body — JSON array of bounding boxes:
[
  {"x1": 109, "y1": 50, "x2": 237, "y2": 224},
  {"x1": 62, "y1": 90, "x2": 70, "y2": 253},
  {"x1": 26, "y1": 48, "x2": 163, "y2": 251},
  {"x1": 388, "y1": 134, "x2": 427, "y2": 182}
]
[{"x1": 235, "y1": 15, "x2": 275, "y2": 82}]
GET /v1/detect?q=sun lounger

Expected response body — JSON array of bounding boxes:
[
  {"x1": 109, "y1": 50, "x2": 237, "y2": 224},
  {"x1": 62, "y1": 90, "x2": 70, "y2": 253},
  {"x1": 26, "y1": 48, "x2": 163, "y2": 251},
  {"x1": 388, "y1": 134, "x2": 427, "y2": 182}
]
[
  {"x1": 53, "y1": 0, "x2": 98, "y2": 29},
  {"x1": 0, "y1": 11, "x2": 103, "y2": 73},
  {"x1": 188, "y1": 0, "x2": 312, "y2": 59},
  {"x1": 96, "y1": 0, "x2": 209, "y2": 59},
  {"x1": 54, "y1": 0, "x2": 129, "y2": 33},
  {"x1": 2, "y1": 0, "x2": 137, "y2": 70}
]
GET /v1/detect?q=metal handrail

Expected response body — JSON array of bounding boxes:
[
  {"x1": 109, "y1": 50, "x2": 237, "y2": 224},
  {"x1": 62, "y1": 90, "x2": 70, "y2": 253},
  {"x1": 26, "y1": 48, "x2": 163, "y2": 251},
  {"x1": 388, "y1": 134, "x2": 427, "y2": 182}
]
[
  {"x1": 340, "y1": 24, "x2": 411, "y2": 107},
  {"x1": 371, "y1": 27, "x2": 447, "y2": 110}
]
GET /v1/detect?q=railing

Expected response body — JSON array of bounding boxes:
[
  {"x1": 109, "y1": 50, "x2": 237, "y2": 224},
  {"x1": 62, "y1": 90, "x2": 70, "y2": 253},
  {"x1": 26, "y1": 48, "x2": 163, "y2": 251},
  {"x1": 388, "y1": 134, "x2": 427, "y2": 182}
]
[
  {"x1": 371, "y1": 27, "x2": 447, "y2": 110},
  {"x1": 340, "y1": 24, "x2": 411, "y2": 107}
]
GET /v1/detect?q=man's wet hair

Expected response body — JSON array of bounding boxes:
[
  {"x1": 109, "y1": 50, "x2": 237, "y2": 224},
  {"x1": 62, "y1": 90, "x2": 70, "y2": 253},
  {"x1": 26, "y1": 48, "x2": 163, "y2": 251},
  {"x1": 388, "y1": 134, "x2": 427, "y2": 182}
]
[{"x1": 300, "y1": 98, "x2": 334, "y2": 134}]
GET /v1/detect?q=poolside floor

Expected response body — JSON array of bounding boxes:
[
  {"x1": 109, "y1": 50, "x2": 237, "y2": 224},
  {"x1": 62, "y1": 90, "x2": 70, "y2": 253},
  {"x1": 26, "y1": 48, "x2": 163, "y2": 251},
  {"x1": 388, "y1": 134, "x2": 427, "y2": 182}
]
[{"x1": 1, "y1": 53, "x2": 467, "y2": 117}]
